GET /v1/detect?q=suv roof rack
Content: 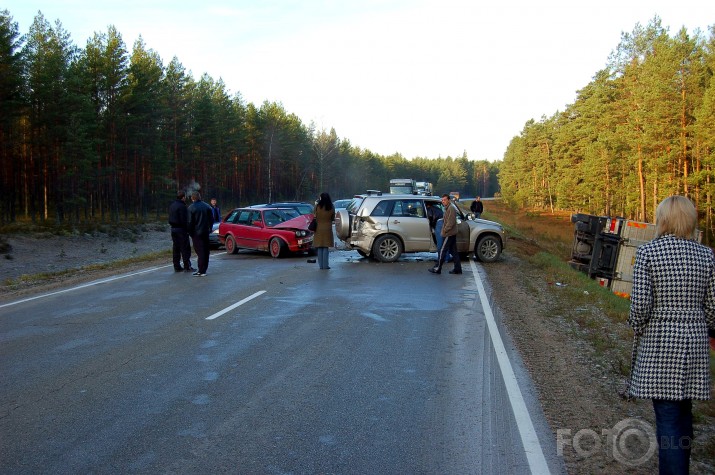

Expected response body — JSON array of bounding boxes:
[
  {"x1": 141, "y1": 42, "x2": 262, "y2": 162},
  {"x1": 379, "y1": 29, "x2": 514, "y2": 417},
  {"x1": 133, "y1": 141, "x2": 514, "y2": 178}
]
[{"x1": 365, "y1": 189, "x2": 382, "y2": 196}]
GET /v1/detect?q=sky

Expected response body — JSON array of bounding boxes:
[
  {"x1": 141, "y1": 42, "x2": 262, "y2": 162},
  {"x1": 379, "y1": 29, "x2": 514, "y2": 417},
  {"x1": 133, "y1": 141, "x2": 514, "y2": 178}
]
[{"x1": 5, "y1": 1, "x2": 712, "y2": 161}]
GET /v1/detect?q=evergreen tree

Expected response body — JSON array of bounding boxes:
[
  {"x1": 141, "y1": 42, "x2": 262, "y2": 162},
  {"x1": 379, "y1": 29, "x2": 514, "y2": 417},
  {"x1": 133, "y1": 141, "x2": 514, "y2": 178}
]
[{"x1": 0, "y1": 10, "x2": 24, "y2": 223}]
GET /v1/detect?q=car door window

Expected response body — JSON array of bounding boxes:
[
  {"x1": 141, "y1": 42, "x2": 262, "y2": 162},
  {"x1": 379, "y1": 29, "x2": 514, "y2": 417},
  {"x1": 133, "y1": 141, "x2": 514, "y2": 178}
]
[
  {"x1": 237, "y1": 210, "x2": 252, "y2": 225},
  {"x1": 392, "y1": 199, "x2": 425, "y2": 218},
  {"x1": 370, "y1": 200, "x2": 393, "y2": 217},
  {"x1": 226, "y1": 210, "x2": 240, "y2": 223},
  {"x1": 250, "y1": 211, "x2": 263, "y2": 226}
]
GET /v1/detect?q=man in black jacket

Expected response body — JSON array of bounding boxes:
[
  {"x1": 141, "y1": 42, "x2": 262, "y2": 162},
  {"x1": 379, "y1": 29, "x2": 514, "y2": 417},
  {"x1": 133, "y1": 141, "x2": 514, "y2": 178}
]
[
  {"x1": 470, "y1": 196, "x2": 484, "y2": 218},
  {"x1": 168, "y1": 191, "x2": 194, "y2": 272},
  {"x1": 188, "y1": 191, "x2": 215, "y2": 276}
]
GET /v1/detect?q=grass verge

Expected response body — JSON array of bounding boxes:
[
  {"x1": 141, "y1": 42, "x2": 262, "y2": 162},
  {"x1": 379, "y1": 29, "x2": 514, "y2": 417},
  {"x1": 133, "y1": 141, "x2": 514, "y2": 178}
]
[{"x1": 3, "y1": 250, "x2": 171, "y2": 288}]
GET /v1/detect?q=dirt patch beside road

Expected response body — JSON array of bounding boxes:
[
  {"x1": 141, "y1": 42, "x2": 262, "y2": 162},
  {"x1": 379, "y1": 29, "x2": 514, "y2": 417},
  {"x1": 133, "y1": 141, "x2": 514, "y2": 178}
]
[{"x1": 0, "y1": 227, "x2": 171, "y2": 300}]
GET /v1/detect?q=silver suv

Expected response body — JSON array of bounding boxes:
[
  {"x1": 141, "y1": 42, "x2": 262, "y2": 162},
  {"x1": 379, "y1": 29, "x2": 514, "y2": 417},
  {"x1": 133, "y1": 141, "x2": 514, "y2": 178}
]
[{"x1": 334, "y1": 193, "x2": 505, "y2": 263}]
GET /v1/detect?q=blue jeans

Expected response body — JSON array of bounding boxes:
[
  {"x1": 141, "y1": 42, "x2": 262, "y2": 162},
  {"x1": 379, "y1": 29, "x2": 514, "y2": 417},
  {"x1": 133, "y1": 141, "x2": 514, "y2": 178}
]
[
  {"x1": 434, "y1": 220, "x2": 451, "y2": 262},
  {"x1": 317, "y1": 247, "x2": 330, "y2": 269},
  {"x1": 652, "y1": 399, "x2": 692, "y2": 475}
]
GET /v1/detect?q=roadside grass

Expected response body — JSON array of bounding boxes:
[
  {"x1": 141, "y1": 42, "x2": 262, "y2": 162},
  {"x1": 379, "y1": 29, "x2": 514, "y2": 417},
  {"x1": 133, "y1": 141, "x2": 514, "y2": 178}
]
[
  {"x1": 2, "y1": 249, "x2": 171, "y2": 288},
  {"x1": 485, "y1": 198, "x2": 715, "y2": 463},
  {"x1": 0, "y1": 219, "x2": 166, "y2": 237}
]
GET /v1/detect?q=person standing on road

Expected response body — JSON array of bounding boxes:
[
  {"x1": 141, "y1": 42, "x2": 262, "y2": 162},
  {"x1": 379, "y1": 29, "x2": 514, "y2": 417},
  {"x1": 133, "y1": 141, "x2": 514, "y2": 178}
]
[
  {"x1": 426, "y1": 200, "x2": 451, "y2": 263},
  {"x1": 313, "y1": 192, "x2": 335, "y2": 270},
  {"x1": 168, "y1": 191, "x2": 194, "y2": 272},
  {"x1": 187, "y1": 191, "x2": 214, "y2": 276},
  {"x1": 429, "y1": 194, "x2": 462, "y2": 275},
  {"x1": 426, "y1": 201, "x2": 442, "y2": 246},
  {"x1": 210, "y1": 198, "x2": 221, "y2": 223},
  {"x1": 470, "y1": 196, "x2": 484, "y2": 218},
  {"x1": 627, "y1": 195, "x2": 715, "y2": 474}
]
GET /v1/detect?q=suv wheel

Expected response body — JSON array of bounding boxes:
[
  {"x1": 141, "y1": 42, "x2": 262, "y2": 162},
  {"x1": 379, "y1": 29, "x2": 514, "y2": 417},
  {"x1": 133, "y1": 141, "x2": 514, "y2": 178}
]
[
  {"x1": 334, "y1": 209, "x2": 351, "y2": 240},
  {"x1": 373, "y1": 234, "x2": 403, "y2": 263},
  {"x1": 474, "y1": 235, "x2": 501, "y2": 262}
]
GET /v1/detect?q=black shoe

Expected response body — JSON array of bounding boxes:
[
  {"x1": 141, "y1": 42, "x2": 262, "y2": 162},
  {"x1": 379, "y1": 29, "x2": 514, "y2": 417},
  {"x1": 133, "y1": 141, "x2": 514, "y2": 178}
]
[
  {"x1": 174, "y1": 267, "x2": 184, "y2": 272},
  {"x1": 449, "y1": 269, "x2": 463, "y2": 274},
  {"x1": 184, "y1": 267, "x2": 196, "y2": 272},
  {"x1": 428, "y1": 267, "x2": 441, "y2": 274}
]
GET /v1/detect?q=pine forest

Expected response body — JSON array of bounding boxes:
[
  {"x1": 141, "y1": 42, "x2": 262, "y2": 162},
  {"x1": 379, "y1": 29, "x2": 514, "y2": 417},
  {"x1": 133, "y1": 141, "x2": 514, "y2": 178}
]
[
  {"x1": 500, "y1": 18, "x2": 715, "y2": 245},
  {"x1": 0, "y1": 10, "x2": 497, "y2": 227},
  {"x1": 1, "y1": 11, "x2": 714, "y2": 245}
]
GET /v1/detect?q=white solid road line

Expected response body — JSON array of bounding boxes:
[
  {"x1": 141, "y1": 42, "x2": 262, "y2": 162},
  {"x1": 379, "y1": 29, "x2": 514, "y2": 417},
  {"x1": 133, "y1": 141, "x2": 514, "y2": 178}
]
[
  {"x1": 0, "y1": 265, "x2": 167, "y2": 309},
  {"x1": 205, "y1": 290, "x2": 267, "y2": 320},
  {"x1": 469, "y1": 259, "x2": 551, "y2": 474}
]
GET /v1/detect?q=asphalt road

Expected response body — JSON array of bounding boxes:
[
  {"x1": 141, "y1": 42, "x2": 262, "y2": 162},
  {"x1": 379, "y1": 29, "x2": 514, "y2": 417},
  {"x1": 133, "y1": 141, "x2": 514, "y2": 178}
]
[{"x1": 0, "y1": 249, "x2": 565, "y2": 474}]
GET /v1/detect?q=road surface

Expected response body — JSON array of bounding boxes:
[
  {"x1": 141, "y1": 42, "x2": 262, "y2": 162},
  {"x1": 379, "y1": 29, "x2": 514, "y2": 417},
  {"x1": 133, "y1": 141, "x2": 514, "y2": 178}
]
[{"x1": 0, "y1": 249, "x2": 564, "y2": 474}]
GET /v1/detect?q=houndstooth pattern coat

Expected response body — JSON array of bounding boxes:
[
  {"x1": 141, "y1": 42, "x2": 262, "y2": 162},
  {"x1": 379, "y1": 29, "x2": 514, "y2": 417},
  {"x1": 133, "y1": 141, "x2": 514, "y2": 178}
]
[{"x1": 628, "y1": 234, "x2": 715, "y2": 401}]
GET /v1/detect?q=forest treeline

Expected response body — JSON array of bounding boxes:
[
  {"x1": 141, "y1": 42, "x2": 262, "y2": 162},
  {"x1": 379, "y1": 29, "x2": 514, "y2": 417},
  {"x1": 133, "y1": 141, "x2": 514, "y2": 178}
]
[
  {"x1": 0, "y1": 10, "x2": 498, "y2": 226},
  {"x1": 499, "y1": 18, "x2": 715, "y2": 244}
]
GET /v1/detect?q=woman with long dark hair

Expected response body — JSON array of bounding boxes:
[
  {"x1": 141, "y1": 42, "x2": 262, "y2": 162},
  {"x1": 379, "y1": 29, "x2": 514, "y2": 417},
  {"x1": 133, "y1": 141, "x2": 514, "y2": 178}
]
[{"x1": 313, "y1": 192, "x2": 335, "y2": 270}]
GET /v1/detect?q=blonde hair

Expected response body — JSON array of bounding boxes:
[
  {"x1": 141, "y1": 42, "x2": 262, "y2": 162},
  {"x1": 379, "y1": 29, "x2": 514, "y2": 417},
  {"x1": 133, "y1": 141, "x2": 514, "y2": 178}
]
[{"x1": 655, "y1": 196, "x2": 698, "y2": 239}]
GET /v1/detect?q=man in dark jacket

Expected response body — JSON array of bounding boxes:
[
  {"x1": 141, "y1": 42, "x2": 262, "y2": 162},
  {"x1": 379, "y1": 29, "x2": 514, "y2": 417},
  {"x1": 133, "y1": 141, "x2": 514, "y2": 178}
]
[
  {"x1": 425, "y1": 201, "x2": 443, "y2": 245},
  {"x1": 168, "y1": 191, "x2": 194, "y2": 272},
  {"x1": 470, "y1": 196, "x2": 484, "y2": 218},
  {"x1": 210, "y1": 198, "x2": 221, "y2": 223},
  {"x1": 187, "y1": 191, "x2": 214, "y2": 276}
]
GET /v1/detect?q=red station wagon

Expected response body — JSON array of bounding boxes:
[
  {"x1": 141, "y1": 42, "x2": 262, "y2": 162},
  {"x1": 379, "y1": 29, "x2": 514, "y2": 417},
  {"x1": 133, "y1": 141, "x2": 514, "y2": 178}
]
[{"x1": 219, "y1": 207, "x2": 315, "y2": 258}]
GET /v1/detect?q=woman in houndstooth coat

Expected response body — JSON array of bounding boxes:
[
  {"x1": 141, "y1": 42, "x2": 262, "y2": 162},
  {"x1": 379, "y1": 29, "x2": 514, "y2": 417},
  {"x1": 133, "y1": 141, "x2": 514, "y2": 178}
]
[{"x1": 628, "y1": 196, "x2": 715, "y2": 474}]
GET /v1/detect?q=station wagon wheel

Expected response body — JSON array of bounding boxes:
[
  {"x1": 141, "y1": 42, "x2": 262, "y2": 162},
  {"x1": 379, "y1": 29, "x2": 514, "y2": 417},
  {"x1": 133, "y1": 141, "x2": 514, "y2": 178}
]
[
  {"x1": 474, "y1": 235, "x2": 501, "y2": 263},
  {"x1": 373, "y1": 234, "x2": 403, "y2": 263},
  {"x1": 269, "y1": 237, "x2": 287, "y2": 258},
  {"x1": 225, "y1": 235, "x2": 239, "y2": 254}
]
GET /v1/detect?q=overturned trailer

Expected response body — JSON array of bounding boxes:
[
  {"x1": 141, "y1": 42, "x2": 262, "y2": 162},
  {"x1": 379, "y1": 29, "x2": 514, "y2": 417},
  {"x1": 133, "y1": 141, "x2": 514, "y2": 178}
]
[{"x1": 568, "y1": 214, "x2": 656, "y2": 299}]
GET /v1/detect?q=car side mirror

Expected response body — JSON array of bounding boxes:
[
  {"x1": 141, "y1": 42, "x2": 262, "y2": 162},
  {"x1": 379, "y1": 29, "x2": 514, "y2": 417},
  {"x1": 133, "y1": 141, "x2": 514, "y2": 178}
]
[{"x1": 252, "y1": 221, "x2": 263, "y2": 227}]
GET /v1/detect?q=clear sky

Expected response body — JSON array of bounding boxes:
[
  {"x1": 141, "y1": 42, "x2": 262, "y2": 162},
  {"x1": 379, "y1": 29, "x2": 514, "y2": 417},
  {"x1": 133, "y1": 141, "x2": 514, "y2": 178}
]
[{"x1": 5, "y1": 1, "x2": 712, "y2": 161}]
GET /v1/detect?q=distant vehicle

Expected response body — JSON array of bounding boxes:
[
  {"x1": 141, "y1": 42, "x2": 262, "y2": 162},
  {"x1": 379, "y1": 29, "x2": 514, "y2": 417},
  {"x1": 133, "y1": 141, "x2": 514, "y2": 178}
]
[
  {"x1": 389, "y1": 178, "x2": 416, "y2": 194},
  {"x1": 333, "y1": 199, "x2": 353, "y2": 210},
  {"x1": 219, "y1": 207, "x2": 314, "y2": 258},
  {"x1": 449, "y1": 191, "x2": 460, "y2": 201},
  {"x1": 209, "y1": 222, "x2": 222, "y2": 249},
  {"x1": 250, "y1": 201, "x2": 314, "y2": 215},
  {"x1": 415, "y1": 181, "x2": 433, "y2": 195}
]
